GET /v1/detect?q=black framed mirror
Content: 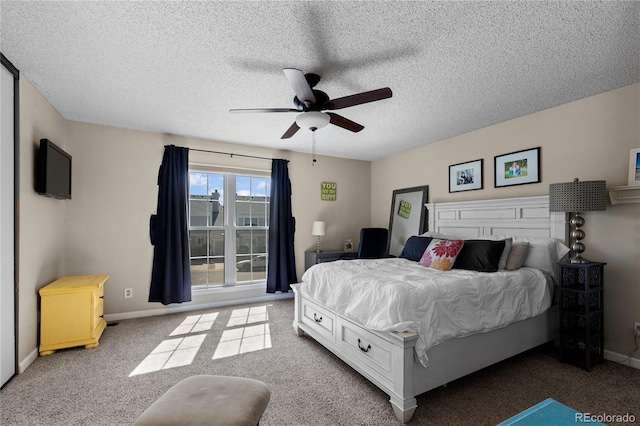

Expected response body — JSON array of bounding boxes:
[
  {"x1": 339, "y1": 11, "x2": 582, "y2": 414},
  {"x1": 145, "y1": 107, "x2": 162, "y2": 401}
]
[{"x1": 387, "y1": 185, "x2": 429, "y2": 256}]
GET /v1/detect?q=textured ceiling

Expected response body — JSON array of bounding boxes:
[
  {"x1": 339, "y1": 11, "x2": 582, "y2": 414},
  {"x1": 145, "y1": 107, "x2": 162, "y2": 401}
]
[{"x1": 1, "y1": 1, "x2": 638, "y2": 161}]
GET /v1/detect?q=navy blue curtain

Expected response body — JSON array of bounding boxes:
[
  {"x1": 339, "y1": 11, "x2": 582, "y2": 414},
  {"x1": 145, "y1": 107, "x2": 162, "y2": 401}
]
[
  {"x1": 266, "y1": 159, "x2": 297, "y2": 293},
  {"x1": 149, "y1": 145, "x2": 192, "y2": 305}
]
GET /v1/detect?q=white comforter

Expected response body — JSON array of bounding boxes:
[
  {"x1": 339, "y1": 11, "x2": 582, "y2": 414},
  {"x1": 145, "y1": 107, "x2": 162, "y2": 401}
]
[{"x1": 300, "y1": 258, "x2": 552, "y2": 366}]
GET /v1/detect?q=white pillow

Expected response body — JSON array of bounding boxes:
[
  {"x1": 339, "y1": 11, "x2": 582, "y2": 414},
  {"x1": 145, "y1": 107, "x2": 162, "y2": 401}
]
[
  {"x1": 420, "y1": 231, "x2": 451, "y2": 239},
  {"x1": 497, "y1": 236, "x2": 570, "y2": 276}
]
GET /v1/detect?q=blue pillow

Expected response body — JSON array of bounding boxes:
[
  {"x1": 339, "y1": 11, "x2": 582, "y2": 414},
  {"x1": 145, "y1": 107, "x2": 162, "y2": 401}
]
[{"x1": 399, "y1": 236, "x2": 433, "y2": 262}]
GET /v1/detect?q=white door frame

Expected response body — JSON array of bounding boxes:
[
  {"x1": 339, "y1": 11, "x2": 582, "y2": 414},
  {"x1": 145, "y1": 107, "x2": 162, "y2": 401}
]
[{"x1": 1, "y1": 53, "x2": 19, "y2": 388}]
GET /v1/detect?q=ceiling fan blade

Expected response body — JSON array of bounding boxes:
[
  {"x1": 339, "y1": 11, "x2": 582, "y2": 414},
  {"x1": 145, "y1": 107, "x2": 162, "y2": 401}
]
[
  {"x1": 281, "y1": 122, "x2": 300, "y2": 139},
  {"x1": 229, "y1": 108, "x2": 298, "y2": 113},
  {"x1": 283, "y1": 68, "x2": 316, "y2": 105},
  {"x1": 324, "y1": 87, "x2": 392, "y2": 110},
  {"x1": 327, "y1": 113, "x2": 364, "y2": 133}
]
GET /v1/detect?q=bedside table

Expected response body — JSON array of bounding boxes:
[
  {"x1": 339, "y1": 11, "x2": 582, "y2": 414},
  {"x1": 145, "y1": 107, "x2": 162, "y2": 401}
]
[
  {"x1": 557, "y1": 261, "x2": 605, "y2": 371},
  {"x1": 305, "y1": 250, "x2": 357, "y2": 271},
  {"x1": 39, "y1": 274, "x2": 110, "y2": 356}
]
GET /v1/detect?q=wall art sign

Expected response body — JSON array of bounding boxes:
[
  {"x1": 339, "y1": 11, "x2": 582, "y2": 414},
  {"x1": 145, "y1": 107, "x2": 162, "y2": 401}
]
[
  {"x1": 321, "y1": 182, "x2": 337, "y2": 201},
  {"x1": 397, "y1": 200, "x2": 412, "y2": 219}
]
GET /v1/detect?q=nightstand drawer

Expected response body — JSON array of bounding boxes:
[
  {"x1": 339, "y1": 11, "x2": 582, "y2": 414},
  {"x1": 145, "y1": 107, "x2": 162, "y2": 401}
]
[
  {"x1": 305, "y1": 250, "x2": 357, "y2": 270},
  {"x1": 94, "y1": 298, "x2": 104, "y2": 319},
  {"x1": 300, "y1": 298, "x2": 336, "y2": 341},
  {"x1": 95, "y1": 285, "x2": 104, "y2": 304}
]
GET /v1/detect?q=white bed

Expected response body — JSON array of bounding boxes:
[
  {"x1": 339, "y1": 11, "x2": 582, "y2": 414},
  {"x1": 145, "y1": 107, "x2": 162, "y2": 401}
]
[{"x1": 291, "y1": 196, "x2": 567, "y2": 423}]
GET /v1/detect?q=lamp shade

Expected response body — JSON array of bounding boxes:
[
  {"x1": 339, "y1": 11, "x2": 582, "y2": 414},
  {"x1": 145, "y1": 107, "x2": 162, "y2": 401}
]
[
  {"x1": 311, "y1": 221, "x2": 326, "y2": 236},
  {"x1": 549, "y1": 179, "x2": 607, "y2": 212},
  {"x1": 296, "y1": 112, "x2": 330, "y2": 130}
]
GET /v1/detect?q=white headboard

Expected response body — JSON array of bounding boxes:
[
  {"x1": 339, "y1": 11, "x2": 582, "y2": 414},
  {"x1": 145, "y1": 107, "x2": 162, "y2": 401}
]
[{"x1": 426, "y1": 196, "x2": 567, "y2": 242}]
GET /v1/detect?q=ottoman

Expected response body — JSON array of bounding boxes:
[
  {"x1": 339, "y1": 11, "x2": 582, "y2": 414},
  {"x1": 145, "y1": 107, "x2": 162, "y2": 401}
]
[
  {"x1": 497, "y1": 398, "x2": 606, "y2": 425},
  {"x1": 134, "y1": 375, "x2": 271, "y2": 426}
]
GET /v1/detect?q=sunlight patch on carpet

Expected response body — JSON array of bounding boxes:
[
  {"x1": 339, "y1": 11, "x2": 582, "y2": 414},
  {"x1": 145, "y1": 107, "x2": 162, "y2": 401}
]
[
  {"x1": 226, "y1": 306, "x2": 268, "y2": 327},
  {"x1": 212, "y1": 305, "x2": 272, "y2": 359},
  {"x1": 129, "y1": 334, "x2": 207, "y2": 376},
  {"x1": 212, "y1": 323, "x2": 272, "y2": 359},
  {"x1": 170, "y1": 312, "x2": 219, "y2": 336},
  {"x1": 129, "y1": 306, "x2": 273, "y2": 375}
]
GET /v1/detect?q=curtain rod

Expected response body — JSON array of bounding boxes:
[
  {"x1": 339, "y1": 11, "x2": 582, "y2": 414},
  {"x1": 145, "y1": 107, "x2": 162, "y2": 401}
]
[{"x1": 190, "y1": 148, "x2": 275, "y2": 161}]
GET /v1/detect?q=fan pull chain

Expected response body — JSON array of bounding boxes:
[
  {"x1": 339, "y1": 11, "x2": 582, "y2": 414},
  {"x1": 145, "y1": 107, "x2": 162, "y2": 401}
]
[{"x1": 311, "y1": 129, "x2": 317, "y2": 166}]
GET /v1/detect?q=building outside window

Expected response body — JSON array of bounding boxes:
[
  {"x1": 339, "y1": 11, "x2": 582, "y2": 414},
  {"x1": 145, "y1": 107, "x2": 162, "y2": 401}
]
[{"x1": 189, "y1": 171, "x2": 270, "y2": 288}]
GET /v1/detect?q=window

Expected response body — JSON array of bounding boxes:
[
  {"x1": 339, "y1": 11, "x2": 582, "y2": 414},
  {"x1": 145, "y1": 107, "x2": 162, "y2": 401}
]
[{"x1": 189, "y1": 171, "x2": 270, "y2": 288}]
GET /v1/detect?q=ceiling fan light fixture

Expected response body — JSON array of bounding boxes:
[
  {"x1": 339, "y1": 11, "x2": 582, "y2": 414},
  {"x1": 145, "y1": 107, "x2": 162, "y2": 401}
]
[{"x1": 295, "y1": 111, "x2": 330, "y2": 131}]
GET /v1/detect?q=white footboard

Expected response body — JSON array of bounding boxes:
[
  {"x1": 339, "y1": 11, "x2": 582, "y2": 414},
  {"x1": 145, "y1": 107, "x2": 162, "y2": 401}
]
[
  {"x1": 291, "y1": 284, "x2": 419, "y2": 423},
  {"x1": 292, "y1": 283, "x2": 558, "y2": 423}
]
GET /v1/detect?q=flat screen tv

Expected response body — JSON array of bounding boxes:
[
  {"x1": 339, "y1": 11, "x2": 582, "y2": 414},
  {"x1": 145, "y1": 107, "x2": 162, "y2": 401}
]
[{"x1": 36, "y1": 138, "x2": 72, "y2": 199}]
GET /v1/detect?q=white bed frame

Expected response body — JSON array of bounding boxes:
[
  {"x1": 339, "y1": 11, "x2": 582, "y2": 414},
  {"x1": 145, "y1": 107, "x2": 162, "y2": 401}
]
[{"x1": 291, "y1": 196, "x2": 566, "y2": 423}]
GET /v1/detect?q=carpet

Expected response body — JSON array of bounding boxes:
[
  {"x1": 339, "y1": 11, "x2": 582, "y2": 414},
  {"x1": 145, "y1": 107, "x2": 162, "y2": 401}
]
[{"x1": 1, "y1": 298, "x2": 638, "y2": 425}]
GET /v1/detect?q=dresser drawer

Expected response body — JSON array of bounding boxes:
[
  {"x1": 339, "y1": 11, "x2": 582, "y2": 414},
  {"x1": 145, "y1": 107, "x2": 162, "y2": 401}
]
[
  {"x1": 93, "y1": 295, "x2": 106, "y2": 340},
  {"x1": 94, "y1": 298, "x2": 104, "y2": 319},
  {"x1": 336, "y1": 317, "x2": 393, "y2": 381},
  {"x1": 300, "y1": 298, "x2": 336, "y2": 341},
  {"x1": 94, "y1": 285, "x2": 104, "y2": 304}
]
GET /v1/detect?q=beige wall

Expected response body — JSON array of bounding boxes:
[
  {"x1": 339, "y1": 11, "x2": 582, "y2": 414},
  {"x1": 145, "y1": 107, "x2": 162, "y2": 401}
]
[
  {"x1": 63, "y1": 124, "x2": 371, "y2": 317},
  {"x1": 18, "y1": 77, "x2": 68, "y2": 367},
  {"x1": 372, "y1": 83, "x2": 640, "y2": 356}
]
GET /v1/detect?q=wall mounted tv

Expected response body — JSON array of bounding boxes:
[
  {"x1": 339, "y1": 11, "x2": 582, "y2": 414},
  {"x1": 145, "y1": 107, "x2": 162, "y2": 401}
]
[{"x1": 36, "y1": 138, "x2": 72, "y2": 199}]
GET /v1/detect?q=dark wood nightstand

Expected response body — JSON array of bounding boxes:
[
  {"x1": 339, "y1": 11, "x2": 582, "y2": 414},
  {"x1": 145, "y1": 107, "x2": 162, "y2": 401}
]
[
  {"x1": 557, "y1": 261, "x2": 606, "y2": 371},
  {"x1": 304, "y1": 250, "x2": 357, "y2": 271}
]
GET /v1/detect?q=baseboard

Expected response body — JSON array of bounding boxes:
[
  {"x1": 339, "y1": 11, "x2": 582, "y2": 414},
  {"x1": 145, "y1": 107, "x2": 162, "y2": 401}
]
[
  {"x1": 103, "y1": 292, "x2": 293, "y2": 322},
  {"x1": 604, "y1": 349, "x2": 640, "y2": 370},
  {"x1": 18, "y1": 348, "x2": 38, "y2": 374}
]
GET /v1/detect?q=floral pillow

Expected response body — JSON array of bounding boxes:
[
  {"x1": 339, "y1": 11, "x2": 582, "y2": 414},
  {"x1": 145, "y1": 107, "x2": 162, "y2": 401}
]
[{"x1": 419, "y1": 238, "x2": 465, "y2": 271}]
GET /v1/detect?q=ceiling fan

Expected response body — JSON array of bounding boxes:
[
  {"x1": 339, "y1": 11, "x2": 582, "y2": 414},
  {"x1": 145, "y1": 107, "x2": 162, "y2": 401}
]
[{"x1": 230, "y1": 68, "x2": 392, "y2": 139}]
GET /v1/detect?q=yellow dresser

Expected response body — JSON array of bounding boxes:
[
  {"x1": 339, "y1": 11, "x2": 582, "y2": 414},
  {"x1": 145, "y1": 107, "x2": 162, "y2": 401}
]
[{"x1": 39, "y1": 274, "x2": 109, "y2": 356}]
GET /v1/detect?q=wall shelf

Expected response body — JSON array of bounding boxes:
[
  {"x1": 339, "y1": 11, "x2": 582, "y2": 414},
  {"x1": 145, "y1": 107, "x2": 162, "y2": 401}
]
[{"x1": 608, "y1": 186, "x2": 640, "y2": 205}]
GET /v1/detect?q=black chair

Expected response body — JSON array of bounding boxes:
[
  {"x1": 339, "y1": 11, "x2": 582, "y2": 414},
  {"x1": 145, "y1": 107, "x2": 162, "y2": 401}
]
[{"x1": 358, "y1": 228, "x2": 389, "y2": 259}]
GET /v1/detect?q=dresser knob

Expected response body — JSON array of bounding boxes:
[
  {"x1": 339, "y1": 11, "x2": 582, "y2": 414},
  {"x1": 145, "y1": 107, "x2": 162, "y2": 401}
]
[
  {"x1": 314, "y1": 313, "x2": 322, "y2": 323},
  {"x1": 99, "y1": 296, "x2": 104, "y2": 299}
]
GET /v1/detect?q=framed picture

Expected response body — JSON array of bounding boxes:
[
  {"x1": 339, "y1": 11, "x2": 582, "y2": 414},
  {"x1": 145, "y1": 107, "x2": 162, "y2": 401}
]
[
  {"x1": 344, "y1": 239, "x2": 354, "y2": 252},
  {"x1": 494, "y1": 147, "x2": 541, "y2": 188},
  {"x1": 628, "y1": 148, "x2": 640, "y2": 187},
  {"x1": 449, "y1": 159, "x2": 483, "y2": 193}
]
